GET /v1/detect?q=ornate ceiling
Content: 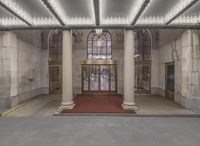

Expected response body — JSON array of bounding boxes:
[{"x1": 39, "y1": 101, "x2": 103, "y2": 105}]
[{"x1": 0, "y1": 0, "x2": 199, "y2": 29}]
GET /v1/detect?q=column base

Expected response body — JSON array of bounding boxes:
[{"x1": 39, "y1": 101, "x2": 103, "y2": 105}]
[
  {"x1": 122, "y1": 102, "x2": 138, "y2": 110},
  {"x1": 57, "y1": 101, "x2": 75, "y2": 113}
]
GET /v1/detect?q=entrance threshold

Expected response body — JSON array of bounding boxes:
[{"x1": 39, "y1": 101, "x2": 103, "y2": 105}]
[{"x1": 59, "y1": 94, "x2": 135, "y2": 114}]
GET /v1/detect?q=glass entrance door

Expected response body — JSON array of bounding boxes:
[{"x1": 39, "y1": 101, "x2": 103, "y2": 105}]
[
  {"x1": 135, "y1": 64, "x2": 151, "y2": 94},
  {"x1": 82, "y1": 64, "x2": 117, "y2": 94}
]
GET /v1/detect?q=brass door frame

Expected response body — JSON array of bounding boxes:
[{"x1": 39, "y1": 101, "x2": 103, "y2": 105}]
[{"x1": 81, "y1": 60, "x2": 117, "y2": 94}]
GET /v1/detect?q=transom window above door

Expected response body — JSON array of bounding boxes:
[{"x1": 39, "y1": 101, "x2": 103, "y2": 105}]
[{"x1": 87, "y1": 30, "x2": 112, "y2": 60}]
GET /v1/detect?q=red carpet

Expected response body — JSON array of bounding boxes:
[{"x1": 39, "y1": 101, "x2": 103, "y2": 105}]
[{"x1": 62, "y1": 94, "x2": 135, "y2": 113}]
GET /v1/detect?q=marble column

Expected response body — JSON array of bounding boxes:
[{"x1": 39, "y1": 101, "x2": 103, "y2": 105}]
[
  {"x1": 1, "y1": 32, "x2": 18, "y2": 108},
  {"x1": 122, "y1": 29, "x2": 137, "y2": 110},
  {"x1": 59, "y1": 30, "x2": 75, "y2": 111},
  {"x1": 181, "y1": 30, "x2": 200, "y2": 109}
]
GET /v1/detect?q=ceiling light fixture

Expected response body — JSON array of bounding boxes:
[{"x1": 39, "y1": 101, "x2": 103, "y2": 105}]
[
  {"x1": 95, "y1": 28, "x2": 103, "y2": 35},
  {"x1": 32, "y1": 17, "x2": 60, "y2": 26},
  {"x1": 137, "y1": 17, "x2": 165, "y2": 24},
  {"x1": 171, "y1": 16, "x2": 199, "y2": 24},
  {"x1": 0, "y1": 18, "x2": 25, "y2": 26}
]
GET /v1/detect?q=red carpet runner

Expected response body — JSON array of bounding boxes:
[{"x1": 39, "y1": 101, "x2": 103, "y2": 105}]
[{"x1": 62, "y1": 94, "x2": 135, "y2": 113}]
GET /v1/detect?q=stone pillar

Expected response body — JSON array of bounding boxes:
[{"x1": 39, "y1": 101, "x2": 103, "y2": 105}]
[
  {"x1": 1, "y1": 32, "x2": 18, "y2": 108},
  {"x1": 59, "y1": 30, "x2": 75, "y2": 111},
  {"x1": 122, "y1": 29, "x2": 137, "y2": 110},
  {"x1": 181, "y1": 30, "x2": 200, "y2": 109}
]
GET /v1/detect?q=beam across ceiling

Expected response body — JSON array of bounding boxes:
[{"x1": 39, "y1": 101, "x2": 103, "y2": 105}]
[
  {"x1": 93, "y1": 0, "x2": 100, "y2": 25},
  {"x1": 131, "y1": 0, "x2": 150, "y2": 25},
  {"x1": 1, "y1": 24, "x2": 200, "y2": 31},
  {"x1": 41, "y1": 0, "x2": 65, "y2": 26},
  {"x1": 0, "y1": 1, "x2": 32, "y2": 26},
  {"x1": 166, "y1": 0, "x2": 199, "y2": 25}
]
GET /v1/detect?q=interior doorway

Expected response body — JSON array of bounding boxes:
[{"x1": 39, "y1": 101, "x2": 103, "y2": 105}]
[
  {"x1": 48, "y1": 29, "x2": 62, "y2": 94},
  {"x1": 165, "y1": 62, "x2": 175, "y2": 100},
  {"x1": 134, "y1": 30, "x2": 151, "y2": 94}
]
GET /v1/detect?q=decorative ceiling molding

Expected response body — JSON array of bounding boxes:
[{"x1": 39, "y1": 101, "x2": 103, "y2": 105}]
[
  {"x1": 131, "y1": 0, "x2": 150, "y2": 25},
  {"x1": 41, "y1": 0, "x2": 65, "y2": 26}
]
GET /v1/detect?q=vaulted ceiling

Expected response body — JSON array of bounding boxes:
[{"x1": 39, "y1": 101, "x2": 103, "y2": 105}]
[{"x1": 0, "y1": 0, "x2": 200, "y2": 29}]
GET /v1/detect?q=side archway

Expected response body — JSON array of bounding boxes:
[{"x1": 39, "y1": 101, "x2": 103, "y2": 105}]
[
  {"x1": 48, "y1": 29, "x2": 62, "y2": 94},
  {"x1": 134, "y1": 29, "x2": 152, "y2": 94}
]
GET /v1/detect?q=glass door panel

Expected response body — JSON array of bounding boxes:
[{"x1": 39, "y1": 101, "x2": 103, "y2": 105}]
[
  {"x1": 135, "y1": 64, "x2": 151, "y2": 94},
  {"x1": 100, "y1": 65, "x2": 109, "y2": 90},
  {"x1": 82, "y1": 65, "x2": 89, "y2": 91},
  {"x1": 82, "y1": 64, "x2": 117, "y2": 93},
  {"x1": 110, "y1": 65, "x2": 116, "y2": 91},
  {"x1": 90, "y1": 66, "x2": 99, "y2": 91}
]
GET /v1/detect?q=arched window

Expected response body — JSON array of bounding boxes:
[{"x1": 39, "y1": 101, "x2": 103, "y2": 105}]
[
  {"x1": 48, "y1": 29, "x2": 62, "y2": 61},
  {"x1": 135, "y1": 30, "x2": 151, "y2": 62},
  {"x1": 87, "y1": 31, "x2": 112, "y2": 60}
]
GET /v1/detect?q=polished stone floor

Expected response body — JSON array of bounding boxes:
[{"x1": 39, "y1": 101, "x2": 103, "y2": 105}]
[
  {"x1": 4, "y1": 94, "x2": 195, "y2": 117},
  {"x1": 135, "y1": 95, "x2": 195, "y2": 115},
  {"x1": 4, "y1": 94, "x2": 61, "y2": 117},
  {"x1": 0, "y1": 116, "x2": 200, "y2": 146}
]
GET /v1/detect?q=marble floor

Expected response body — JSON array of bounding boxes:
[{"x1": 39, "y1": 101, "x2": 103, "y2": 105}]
[
  {"x1": 0, "y1": 116, "x2": 200, "y2": 146},
  {"x1": 3, "y1": 94, "x2": 196, "y2": 117},
  {"x1": 135, "y1": 95, "x2": 195, "y2": 115},
  {"x1": 4, "y1": 94, "x2": 61, "y2": 117}
]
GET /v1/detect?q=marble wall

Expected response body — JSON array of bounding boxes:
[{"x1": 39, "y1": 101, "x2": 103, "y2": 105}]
[
  {"x1": 0, "y1": 30, "x2": 48, "y2": 108},
  {"x1": 153, "y1": 29, "x2": 200, "y2": 109},
  {"x1": 72, "y1": 29, "x2": 124, "y2": 96}
]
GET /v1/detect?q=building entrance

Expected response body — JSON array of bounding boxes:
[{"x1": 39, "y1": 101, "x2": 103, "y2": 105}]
[{"x1": 82, "y1": 60, "x2": 117, "y2": 94}]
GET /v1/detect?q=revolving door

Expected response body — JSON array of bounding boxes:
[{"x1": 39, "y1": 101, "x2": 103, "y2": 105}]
[{"x1": 82, "y1": 60, "x2": 117, "y2": 94}]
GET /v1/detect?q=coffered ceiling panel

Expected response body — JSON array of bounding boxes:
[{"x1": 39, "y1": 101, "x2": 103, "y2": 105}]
[
  {"x1": 0, "y1": 0, "x2": 59, "y2": 26},
  {"x1": 45, "y1": 0, "x2": 95, "y2": 25},
  {"x1": 172, "y1": 0, "x2": 200, "y2": 24},
  {"x1": 141, "y1": 0, "x2": 179, "y2": 17},
  {"x1": 0, "y1": 6, "x2": 25, "y2": 26},
  {"x1": 100, "y1": 0, "x2": 148, "y2": 25}
]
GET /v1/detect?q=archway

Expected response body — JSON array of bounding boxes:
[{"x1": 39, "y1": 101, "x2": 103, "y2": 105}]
[
  {"x1": 82, "y1": 30, "x2": 117, "y2": 94},
  {"x1": 134, "y1": 30, "x2": 152, "y2": 94},
  {"x1": 48, "y1": 29, "x2": 62, "y2": 94}
]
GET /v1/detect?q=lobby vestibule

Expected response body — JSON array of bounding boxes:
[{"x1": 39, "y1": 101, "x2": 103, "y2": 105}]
[
  {"x1": 1, "y1": 28, "x2": 200, "y2": 115},
  {"x1": 0, "y1": 0, "x2": 200, "y2": 115},
  {"x1": 1, "y1": 1, "x2": 200, "y2": 145}
]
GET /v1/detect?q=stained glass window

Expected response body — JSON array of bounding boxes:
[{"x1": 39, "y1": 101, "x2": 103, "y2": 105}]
[
  {"x1": 135, "y1": 30, "x2": 151, "y2": 62},
  {"x1": 87, "y1": 31, "x2": 112, "y2": 60}
]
